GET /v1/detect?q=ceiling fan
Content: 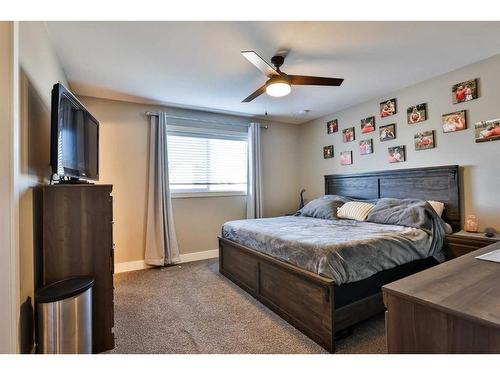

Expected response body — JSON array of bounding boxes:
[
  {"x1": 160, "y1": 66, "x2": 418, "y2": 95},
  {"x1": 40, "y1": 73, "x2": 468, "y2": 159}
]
[{"x1": 241, "y1": 50, "x2": 344, "y2": 103}]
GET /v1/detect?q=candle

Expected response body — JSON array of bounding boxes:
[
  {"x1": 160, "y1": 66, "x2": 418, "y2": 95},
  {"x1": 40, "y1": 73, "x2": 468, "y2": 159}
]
[{"x1": 464, "y1": 215, "x2": 479, "y2": 233}]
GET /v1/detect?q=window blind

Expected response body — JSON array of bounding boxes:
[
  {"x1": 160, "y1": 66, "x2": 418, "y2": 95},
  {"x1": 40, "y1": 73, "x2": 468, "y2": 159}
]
[{"x1": 167, "y1": 127, "x2": 248, "y2": 194}]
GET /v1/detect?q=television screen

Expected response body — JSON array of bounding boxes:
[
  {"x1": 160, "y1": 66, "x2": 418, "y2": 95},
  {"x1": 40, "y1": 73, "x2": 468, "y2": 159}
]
[{"x1": 51, "y1": 83, "x2": 99, "y2": 180}]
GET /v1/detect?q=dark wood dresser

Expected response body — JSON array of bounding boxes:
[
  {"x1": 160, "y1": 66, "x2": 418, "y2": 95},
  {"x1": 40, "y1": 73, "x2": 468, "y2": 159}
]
[
  {"x1": 383, "y1": 242, "x2": 500, "y2": 353},
  {"x1": 33, "y1": 184, "x2": 115, "y2": 353}
]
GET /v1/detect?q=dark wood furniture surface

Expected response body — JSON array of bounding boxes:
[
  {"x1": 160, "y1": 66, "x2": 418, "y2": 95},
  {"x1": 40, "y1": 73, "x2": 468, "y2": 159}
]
[
  {"x1": 383, "y1": 242, "x2": 500, "y2": 353},
  {"x1": 33, "y1": 184, "x2": 115, "y2": 354},
  {"x1": 445, "y1": 230, "x2": 499, "y2": 259},
  {"x1": 219, "y1": 165, "x2": 461, "y2": 353}
]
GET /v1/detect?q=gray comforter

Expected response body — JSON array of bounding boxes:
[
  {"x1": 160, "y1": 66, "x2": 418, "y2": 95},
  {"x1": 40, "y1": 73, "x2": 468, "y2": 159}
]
[{"x1": 222, "y1": 214, "x2": 446, "y2": 285}]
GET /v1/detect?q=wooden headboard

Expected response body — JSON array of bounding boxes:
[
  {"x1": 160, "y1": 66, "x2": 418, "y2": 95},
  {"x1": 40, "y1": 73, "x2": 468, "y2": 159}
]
[{"x1": 325, "y1": 165, "x2": 461, "y2": 231}]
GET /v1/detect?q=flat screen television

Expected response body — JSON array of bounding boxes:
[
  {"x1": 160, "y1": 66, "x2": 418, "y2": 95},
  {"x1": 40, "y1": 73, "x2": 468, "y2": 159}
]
[{"x1": 50, "y1": 83, "x2": 99, "y2": 181}]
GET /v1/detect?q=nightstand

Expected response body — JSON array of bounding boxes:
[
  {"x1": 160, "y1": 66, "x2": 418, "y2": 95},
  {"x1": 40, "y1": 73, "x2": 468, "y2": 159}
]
[{"x1": 445, "y1": 230, "x2": 500, "y2": 259}]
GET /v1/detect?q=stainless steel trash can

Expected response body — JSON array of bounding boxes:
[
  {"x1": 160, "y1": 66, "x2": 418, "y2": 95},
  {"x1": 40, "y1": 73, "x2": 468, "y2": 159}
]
[{"x1": 36, "y1": 276, "x2": 95, "y2": 354}]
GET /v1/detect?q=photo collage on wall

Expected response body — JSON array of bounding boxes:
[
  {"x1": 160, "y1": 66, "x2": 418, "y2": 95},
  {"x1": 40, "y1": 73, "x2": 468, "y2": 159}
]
[{"x1": 322, "y1": 76, "x2": 494, "y2": 166}]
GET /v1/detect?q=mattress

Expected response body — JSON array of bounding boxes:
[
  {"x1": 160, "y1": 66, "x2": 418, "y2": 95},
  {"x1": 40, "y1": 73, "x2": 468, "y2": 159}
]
[{"x1": 222, "y1": 215, "x2": 442, "y2": 285}]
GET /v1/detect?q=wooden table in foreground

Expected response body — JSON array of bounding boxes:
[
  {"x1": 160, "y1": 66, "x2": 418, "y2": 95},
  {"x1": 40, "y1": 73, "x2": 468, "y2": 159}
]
[{"x1": 383, "y1": 242, "x2": 500, "y2": 353}]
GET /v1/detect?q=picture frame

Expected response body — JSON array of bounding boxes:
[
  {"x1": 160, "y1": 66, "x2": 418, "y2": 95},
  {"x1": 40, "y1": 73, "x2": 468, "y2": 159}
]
[
  {"x1": 359, "y1": 139, "x2": 373, "y2": 155},
  {"x1": 475, "y1": 118, "x2": 500, "y2": 143},
  {"x1": 407, "y1": 103, "x2": 427, "y2": 124},
  {"x1": 327, "y1": 119, "x2": 338, "y2": 134},
  {"x1": 360, "y1": 116, "x2": 376, "y2": 134},
  {"x1": 323, "y1": 145, "x2": 334, "y2": 159},
  {"x1": 379, "y1": 123, "x2": 396, "y2": 142},
  {"x1": 414, "y1": 130, "x2": 435, "y2": 150},
  {"x1": 388, "y1": 145, "x2": 405, "y2": 163},
  {"x1": 442, "y1": 110, "x2": 467, "y2": 133},
  {"x1": 342, "y1": 127, "x2": 355, "y2": 142},
  {"x1": 380, "y1": 98, "x2": 397, "y2": 118},
  {"x1": 340, "y1": 151, "x2": 353, "y2": 165},
  {"x1": 452, "y1": 78, "x2": 479, "y2": 104}
]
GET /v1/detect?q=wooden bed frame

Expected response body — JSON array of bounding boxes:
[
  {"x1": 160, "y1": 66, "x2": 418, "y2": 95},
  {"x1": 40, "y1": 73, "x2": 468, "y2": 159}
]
[{"x1": 218, "y1": 165, "x2": 461, "y2": 352}]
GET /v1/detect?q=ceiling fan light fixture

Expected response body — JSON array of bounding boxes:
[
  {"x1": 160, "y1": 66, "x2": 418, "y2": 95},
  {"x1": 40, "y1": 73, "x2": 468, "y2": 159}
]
[
  {"x1": 266, "y1": 77, "x2": 291, "y2": 98},
  {"x1": 241, "y1": 51, "x2": 343, "y2": 102}
]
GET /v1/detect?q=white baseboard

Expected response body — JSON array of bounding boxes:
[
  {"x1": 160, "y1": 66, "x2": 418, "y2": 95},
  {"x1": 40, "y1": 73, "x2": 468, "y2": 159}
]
[
  {"x1": 114, "y1": 260, "x2": 151, "y2": 274},
  {"x1": 114, "y1": 249, "x2": 219, "y2": 274},
  {"x1": 178, "y1": 248, "x2": 219, "y2": 263}
]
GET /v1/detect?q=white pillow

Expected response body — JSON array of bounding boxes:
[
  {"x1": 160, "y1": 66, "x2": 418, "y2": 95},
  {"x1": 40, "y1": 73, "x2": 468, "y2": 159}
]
[
  {"x1": 428, "y1": 200, "x2": 444, "y2": 217},
  {"x1": 337, "y1": 202, "x2": 375, "y2": 221}
]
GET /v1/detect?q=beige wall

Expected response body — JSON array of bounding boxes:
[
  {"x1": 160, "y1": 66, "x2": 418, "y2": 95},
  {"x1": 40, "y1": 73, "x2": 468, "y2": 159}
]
[
  {"x1": 0, "y1": 21, "x2": 17, "y2": 354},
  {"x1": 299, "y1": 53, "x2": 500, "y2": 232},
  {"x1": 16, "y1": 21, "x2": 69, "y2": 352},
  {"x1": 79, "y1": 97, "x2": 301, "y2": 264}
]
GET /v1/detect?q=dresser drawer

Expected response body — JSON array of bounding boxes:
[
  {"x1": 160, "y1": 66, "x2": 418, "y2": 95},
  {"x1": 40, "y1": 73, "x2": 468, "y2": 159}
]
[
  {"x1": 445, "y1": 234, "x2": 498, "y2": 259},
  {"x1": 445, "y1": 242, "x2": 480, "y2": 258}
]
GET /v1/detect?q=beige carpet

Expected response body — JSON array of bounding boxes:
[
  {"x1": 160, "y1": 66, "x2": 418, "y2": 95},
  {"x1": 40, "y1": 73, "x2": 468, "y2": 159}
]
[{"x1": 110, "y1": 259, "x2": 386, "y2": 354}]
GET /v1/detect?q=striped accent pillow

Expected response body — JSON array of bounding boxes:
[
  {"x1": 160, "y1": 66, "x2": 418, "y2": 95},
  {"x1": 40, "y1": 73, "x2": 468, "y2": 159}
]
[
  {"x1": 428, "y1": 200, "x2": 444, "y2": 217},
  {"x1": 337, "y1": 201, "x2": 375, "y2": 221}
]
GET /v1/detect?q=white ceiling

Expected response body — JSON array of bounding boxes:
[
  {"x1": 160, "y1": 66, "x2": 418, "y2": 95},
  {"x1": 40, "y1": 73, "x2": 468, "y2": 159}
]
[{"x1": 46, "y1": 21, "x2": 500, "y2": 124}]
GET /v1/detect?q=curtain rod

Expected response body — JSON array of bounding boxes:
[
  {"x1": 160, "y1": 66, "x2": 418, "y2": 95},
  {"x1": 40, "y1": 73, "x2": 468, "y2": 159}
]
[{"x1": 145, "y1": 111, "x2": 268, "y2": 129}]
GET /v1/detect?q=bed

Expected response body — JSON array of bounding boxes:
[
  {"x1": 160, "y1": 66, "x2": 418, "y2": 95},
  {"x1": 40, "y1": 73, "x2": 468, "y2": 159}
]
[{"x1": 218, "y1": 165, "x2": 461, "y2": 353}]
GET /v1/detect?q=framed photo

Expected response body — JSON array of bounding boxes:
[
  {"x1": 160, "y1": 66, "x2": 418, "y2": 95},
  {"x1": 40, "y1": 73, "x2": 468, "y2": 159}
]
[
  {"x1": 388, "y1": 145, "x2": 405, "y2": 163},
  {"x1": 452, "y1": 78, "x2": 478, "y2": 104},
  {"x1": 327, "y1": 119, "x2": 338, "y2": 134},
  {"x1": 359, "y1": 139, "x2": 373, "y2": 155},
  {"x1": 380, "y1": 98, "x2": 397, "y2": 118},
  {"x1": 475, "y1": 118, "x2": 500, "y2": 143},
  {"x1": 342, "y1": 127, "x2": 355, "y2": 142},
  {"x1": 407, "y1": 103, "x2": 427, "y2": 124},
  {"x1": 442, "y1": 110, "x2": 467, "y2": 133},
  {"x1": 414, "y1": 131, "x2": 435, "y2": 150},
  {"x1": 360, "y1": 116, "x2": 376, "y2": 134},
  {"x1": 340, "y1": 151, "x2": 353, "y2": 165},
  {"x1": 323, "y1": 145, "x2": 334, "y2": 159},
  {"x1": 379, "y1": 123, "x2": 396, "y2": 142}
]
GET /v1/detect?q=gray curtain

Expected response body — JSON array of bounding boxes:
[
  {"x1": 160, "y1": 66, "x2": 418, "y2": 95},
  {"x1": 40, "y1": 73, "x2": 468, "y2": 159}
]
[
  {"x1": 145, "y1": 112, "x2": 180, "y2": 265},
  {"x1": 246, "y1": 122, "x2": 263, "y2": 219}
]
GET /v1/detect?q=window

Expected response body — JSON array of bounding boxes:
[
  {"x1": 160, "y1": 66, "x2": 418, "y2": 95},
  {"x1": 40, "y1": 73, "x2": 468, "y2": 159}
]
[{"x1": 167, "y1": 126, "x2": 248, "y2": 196}]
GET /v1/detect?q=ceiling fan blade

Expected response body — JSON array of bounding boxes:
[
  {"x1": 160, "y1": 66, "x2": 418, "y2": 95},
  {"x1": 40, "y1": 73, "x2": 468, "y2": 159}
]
[
  {"x1": 242, "y1": 84, "x2": 267, "y2": 103},
  {"x1": 289, "y1": 75, "x2": 344, "y2": 86},
  {"x1": 241, "y1": 51, "x2": 279, "y2": 77}
]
